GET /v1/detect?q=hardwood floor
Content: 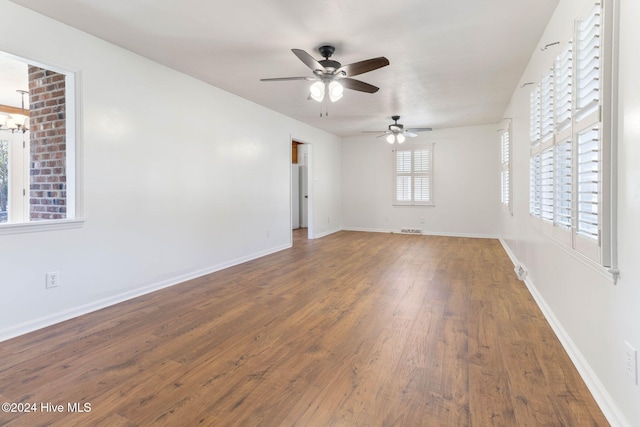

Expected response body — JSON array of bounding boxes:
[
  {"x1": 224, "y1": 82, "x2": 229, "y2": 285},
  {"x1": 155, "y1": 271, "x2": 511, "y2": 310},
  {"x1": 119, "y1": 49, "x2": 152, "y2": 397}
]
[{"x1": 0, "y1": 230, "x2": 608, "y2": 426}]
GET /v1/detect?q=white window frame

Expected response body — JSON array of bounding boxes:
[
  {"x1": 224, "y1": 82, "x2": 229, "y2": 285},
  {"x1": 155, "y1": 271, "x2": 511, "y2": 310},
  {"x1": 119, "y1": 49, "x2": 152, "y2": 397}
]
[
  {"x1": 0, "y1": 50, "x2": 83, "y2": 235},
  {"x1": 393, "y1": 143, "x2": 434, "y2": 206}
]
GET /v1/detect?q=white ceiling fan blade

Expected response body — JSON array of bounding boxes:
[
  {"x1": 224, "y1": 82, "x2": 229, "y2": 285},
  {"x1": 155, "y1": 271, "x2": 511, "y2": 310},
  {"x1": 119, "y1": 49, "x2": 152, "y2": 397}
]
[{"x1": 260, "y1": 76, "x2": 318, "y2": 82}]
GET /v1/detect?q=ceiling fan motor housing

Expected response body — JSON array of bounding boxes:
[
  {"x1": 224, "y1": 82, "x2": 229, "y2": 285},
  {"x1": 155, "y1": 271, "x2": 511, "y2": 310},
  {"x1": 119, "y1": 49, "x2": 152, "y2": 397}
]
[
  {"x1": 317, "y1": 45, "x2": 341, "y2": 72},
  {"x1": 389, "y1": 116, "x2": 403, "y2": 132}
]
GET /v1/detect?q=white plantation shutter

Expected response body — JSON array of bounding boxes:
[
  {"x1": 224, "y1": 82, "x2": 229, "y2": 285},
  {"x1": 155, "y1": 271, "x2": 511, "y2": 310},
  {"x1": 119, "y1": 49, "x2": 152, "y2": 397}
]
[
  {"x1": 540, "y1": 70, "x2": 555, "y2": 143},
  {"x1": 577, "y1": 125, "x2": 600, "y2": 239},
  {"x1": 395, "y1": 150, "x2": 412, "y2": 202},
  {"x1": 554, "y1": 139, "x2": 572, "y2": 229},
  {"x1": 500, "y1": 129, "x2": 511, "y2": 208},
  {"x1": 554, "y1": 42, "x2": 573, "y2": 132},
  {"x1": 573, "y1": 2, "x2": 607, "y2": 264},
  {"x1": 530, "y1": 85, "x2": 541, "y2": 144},
  {"x1": 529, "y1": 153, "x2": 541, "y2": 217},
  {"x1": 501, "y1": 168, "x2": 510, "y2": 206},
  {"x1": 576, "y1": 4, "x2": 601, "y2": 121},
  {"x1": 540, "y1": 147, "x2": 554, "y2": 222},
  {"x1": 394, "y1": 145, "x2": 433, "y2": 205},
  {"x1": 413, "y1": 149, "x2": 431, "y2": 202}
]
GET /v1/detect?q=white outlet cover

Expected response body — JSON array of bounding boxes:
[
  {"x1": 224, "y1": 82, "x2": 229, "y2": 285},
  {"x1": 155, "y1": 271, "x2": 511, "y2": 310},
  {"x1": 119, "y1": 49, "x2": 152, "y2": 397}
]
[
  {"x1": 46, "y1": 271, "x2": 60, "y2": 289},
  {"x1": 624, "y1": 341, "x2": 638, "y2": 385}
]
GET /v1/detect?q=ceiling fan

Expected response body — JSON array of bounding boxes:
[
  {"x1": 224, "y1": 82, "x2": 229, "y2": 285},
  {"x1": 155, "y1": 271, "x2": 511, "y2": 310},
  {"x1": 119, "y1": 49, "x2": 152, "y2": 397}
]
[
  {"x1": 363, "y1": 115, "x2": 432, "y2": 144},
  {"x1": 260, "y1": 45, "x2": 389, "y2": 103}
]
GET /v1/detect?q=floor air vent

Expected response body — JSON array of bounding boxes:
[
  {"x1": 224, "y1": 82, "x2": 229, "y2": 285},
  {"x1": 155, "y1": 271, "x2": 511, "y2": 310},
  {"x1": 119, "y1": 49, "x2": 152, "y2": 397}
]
[{"x1": 400, "y1": 228, "x2": 422, "y2": 235}]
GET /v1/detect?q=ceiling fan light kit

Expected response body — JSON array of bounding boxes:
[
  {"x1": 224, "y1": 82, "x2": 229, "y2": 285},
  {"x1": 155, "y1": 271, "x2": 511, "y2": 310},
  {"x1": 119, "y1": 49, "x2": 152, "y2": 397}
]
[
  {"x1": 387, "y1": 133, "x2": 406, "y2": 144},
  {"x1": 309, "y1": 80, "x2": 344, "y2": 103}
]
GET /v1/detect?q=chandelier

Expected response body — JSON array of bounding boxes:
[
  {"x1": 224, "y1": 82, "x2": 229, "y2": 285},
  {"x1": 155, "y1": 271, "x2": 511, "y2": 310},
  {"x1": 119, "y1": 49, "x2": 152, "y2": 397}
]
[{"x1": 1, "y1": 90, "x2": 29, "y2": 133}]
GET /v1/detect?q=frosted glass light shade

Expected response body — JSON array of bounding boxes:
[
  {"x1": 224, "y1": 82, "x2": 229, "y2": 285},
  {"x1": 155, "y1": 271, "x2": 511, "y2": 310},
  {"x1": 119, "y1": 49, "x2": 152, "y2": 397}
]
[
  {"x1": 328, "y1": 81, "x2": 343, "y2": 102},
  {"x1": 309, "y1": 81, "x2": 325, "y2": 102}
]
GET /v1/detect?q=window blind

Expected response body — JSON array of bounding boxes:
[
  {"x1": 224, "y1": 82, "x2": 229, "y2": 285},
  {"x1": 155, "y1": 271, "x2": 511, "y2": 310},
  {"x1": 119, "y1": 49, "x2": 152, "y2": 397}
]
[
  {"x1": 577, "y1": 125, "x2": 600, "y2": 239},
  {"x1": 413, "y1": 149, "x2": 431, "y2": 202},
  {"x1": 554, "y1": 138, "x2": 572, "y2": 229},
  {"x1": 540, "y1": 147, "x2": 554, "y2": 222},
  {"x1": 530, "y1": 153, "x2": 541, "y2": 217},
  {"x1": 530, "y1": 85, "x2": 541, "y2": 143},
  {"x1": 501, "y1": 169, "x2": 510, "y2": 206},
  {"x1": 540, "y1": 70, "x2": 555, "y2": 142},
  {"x1": 554, "y1": 42, "x2": 573, "y2": 132},
  {"x1": 501, "y1": 130, "x2": 510, "y2": 206},
  {"x1": 576, "y1": 3, "x2": 601, "y2": 120},
  {"x1": 396, "y1": 150, "x2": 412, "y2": 202}
]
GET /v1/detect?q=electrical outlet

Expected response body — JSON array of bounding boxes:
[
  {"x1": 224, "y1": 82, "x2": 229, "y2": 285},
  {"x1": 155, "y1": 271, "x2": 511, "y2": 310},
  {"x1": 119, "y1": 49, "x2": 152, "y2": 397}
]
[
  {"x1": 46, "y1": 271, "x2": 60, "y2": 289},
  {"x1": 624, "y1": 341, "x2": 638, "y2": 385}
]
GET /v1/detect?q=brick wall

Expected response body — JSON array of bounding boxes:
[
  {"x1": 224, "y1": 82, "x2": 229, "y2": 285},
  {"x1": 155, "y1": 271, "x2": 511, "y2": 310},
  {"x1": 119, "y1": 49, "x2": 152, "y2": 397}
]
[{"x1": 28, "y1": 66, "x2": 66, "y2": 220}]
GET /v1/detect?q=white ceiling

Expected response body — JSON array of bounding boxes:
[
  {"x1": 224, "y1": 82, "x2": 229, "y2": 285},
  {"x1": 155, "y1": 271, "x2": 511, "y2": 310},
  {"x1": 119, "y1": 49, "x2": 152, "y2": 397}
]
[
  {"x1": 8, "y1": 0, "x2": 559, "y2": 137},
  {"x1": 0, "y1": 54, "x2": 28, "y2": 110}
]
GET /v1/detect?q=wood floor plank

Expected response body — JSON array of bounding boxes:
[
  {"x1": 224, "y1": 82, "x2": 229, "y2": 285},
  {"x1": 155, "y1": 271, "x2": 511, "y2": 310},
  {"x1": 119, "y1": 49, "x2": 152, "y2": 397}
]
[{"x1": 0, "y1": 230, "x2": 609, "y2": 426}]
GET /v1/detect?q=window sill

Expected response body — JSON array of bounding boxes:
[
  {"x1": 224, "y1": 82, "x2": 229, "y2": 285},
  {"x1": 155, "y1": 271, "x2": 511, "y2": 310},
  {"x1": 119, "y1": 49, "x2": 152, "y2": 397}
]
[
  {"x1": 530, "y1": 222, "x2": 617, "y2": 284},
  {"x1": 0, "y1": 218, "x2": 86, "y2": 235}
]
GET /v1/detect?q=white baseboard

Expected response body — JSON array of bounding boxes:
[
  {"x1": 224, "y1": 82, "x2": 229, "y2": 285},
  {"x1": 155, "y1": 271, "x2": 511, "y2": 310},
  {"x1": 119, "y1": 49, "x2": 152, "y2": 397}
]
[
  {"x1": 0, "y1": 243, "x2": 291, "y2": 343},
  {"x1": 341, "y1": 227, "x2": 393, "y2": 234},
  {"x1": 341, "y1": 226, "x2": 498, "y2": 239},
  {"x1": 498, "y1": 238, "x2": 629, "y2": 427},
  {"x1": 313, "y1": 227, "x2": 342, "y2": 239}
]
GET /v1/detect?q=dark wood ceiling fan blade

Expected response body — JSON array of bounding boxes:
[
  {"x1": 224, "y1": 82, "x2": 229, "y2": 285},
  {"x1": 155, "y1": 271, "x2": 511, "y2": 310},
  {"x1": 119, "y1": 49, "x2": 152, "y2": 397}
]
[
  {"x1": 337, "y1": 57, "x2": 389, "y2": 77},
  {"x1": 406, "y1": 127, "x2": 433, "y2": 132},
  {"x1": 260, "y1": 76, "x2": 318, "y2": 82},
  {"x1": 292, "y1": 49, "x2": 327, "y2": 73},
  {"x1": 341, "y1": 78, "x2": 379, "y2": 93}
]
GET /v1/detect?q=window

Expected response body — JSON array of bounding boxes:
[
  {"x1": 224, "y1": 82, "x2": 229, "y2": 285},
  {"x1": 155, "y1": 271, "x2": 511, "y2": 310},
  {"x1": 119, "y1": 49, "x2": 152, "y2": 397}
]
[
  {"x1": 528, "y1": 0, "x2": 613, "y2": 266},
  {"x1": 393, "y1": 144, "x2": 433, "y2": 206},
  {"x1": 500, "y1": 123, "x2": 512, "y2": 213},
  {"x1": 0, "y1": 51, "x2": 79, "y2": 232}
]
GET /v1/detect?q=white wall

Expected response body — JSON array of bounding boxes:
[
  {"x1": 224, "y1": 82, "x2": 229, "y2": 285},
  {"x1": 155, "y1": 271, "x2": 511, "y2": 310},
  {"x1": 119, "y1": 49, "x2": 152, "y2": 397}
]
[
  {"x1": 499, "y1": 0, "x2": 640, "y2": 425},
  {"x1": 0, "y1": 0, "x2": 342, "y2": 339},
  {"x1": 342, "y1": 125, "x2": 500, "y2": 238}
]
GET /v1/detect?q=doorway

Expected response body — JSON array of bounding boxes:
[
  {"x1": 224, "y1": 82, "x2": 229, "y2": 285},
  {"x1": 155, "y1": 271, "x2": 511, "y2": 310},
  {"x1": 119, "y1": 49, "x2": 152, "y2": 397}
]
[{"x1": 291, "y1": 139, "x2": 312, "y2": 241}]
